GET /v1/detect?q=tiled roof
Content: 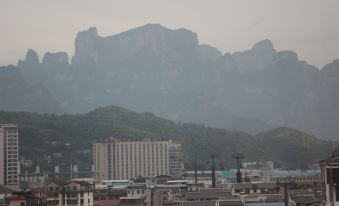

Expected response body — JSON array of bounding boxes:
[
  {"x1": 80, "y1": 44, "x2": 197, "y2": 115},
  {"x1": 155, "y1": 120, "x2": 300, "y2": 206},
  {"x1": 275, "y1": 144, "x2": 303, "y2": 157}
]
[
  {"x1": 183, "y1": 201, "x2": 216, "y2": 206},
  {"x1": 48, "y1": 180, "x2": 68, "y2": 186},
  {"x1": 219, "y1": 200, "x2": 244, "y2": 206},
  {"x1": 0, "y1": 185, "x2": 17, "y2": 194},
  {"x1": 233, "y1": 182, "x2": 277, "y2": 190},
  {"x1": 200, "y1": 188, "x2": 231, "y2": 193},
  {"x1": 70, "y1": 181, "x2": 92, "y2": 186},
  {"x1": 265, "y1": 194, "x2": 283, "y2": 202},
  {"x1": 290, "y1": 195, "x2": 316, "y2": 204},
  {"x1": 187, "y1": 192, "x2": 232, "y2": 200},
  {"x1": 233, "y1": 183, "x2": 252, "y2": 190},
  {"x1": 93, "y1": 199, "x2": 120, "y2": 206},
  {"x1": 256, "y1": 183, "x2": 276, "y2": 189}
]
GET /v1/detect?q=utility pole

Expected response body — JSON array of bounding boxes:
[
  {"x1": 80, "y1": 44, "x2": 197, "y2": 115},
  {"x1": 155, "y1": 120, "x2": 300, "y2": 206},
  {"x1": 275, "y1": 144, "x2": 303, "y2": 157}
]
[
  {"x1": 194, "y1": 161, "x2": 198, "y2": 184},
  {"x1": 232, "y1": 154, "x2": 244, "y2": 183},
  {"x1": 330, "y1": 166, "x2": 334, "y2": 206},
  {"x1": 70, "y1": 162, "x2": 73, "y2": 180},
  {"x1": 284, "y1": 178, "x2": 289, "y2": 206},
  {"x1": 210, "y1": 154, "x2": 216, "y2": 188}
]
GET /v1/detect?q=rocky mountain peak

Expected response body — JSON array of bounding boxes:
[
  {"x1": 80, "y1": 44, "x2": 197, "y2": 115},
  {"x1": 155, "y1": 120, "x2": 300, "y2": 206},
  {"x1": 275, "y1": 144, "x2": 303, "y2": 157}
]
[
  {"x1": 77, "y1": 27, "x2": 98, "y2": 39},
  {"x1": 42, "y1": 52, "x2": 69, "y2": 66},
  {"x1": 232, "y1": 39, "x2": 277, "y2": 71},
  {"x1": 114, "y1": 24, "x2": 200, "y2": 52},
  {"x1": 72, "y1": 24, "x2": 201, "y2": 65},
  {"x1": 72, "y1": 27, "x2": 99, "y2": 64},
  {"x1": 252, "y1": 39, "x2": 274, "y2": 51},
  {"x1": 198, "y1": 44, "x2": 222, "y2": 62},
  {"x1": 322, "y1": 59, "x2": 339, "y2": 76},
  {"x1": 18, "y1": 49, "x2": 39, "y2": 67},
  {"x1": 274, "y1": 51, "x2": 299, "y2": 63}
]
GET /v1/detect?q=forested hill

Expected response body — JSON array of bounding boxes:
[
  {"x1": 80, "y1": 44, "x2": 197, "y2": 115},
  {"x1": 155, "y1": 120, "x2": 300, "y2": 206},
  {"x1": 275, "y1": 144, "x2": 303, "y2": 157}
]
[
  {"x1": 9, "y1": 24, "x2": 339, "y2": 139},
  {"x1": 0, "y1": 105, "x2": 332, "y2": 170}
]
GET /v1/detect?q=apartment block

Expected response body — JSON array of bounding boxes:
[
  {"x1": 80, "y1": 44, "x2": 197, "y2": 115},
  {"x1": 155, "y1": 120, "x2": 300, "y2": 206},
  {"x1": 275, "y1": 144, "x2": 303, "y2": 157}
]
[
  {"x1": 93, "y1": 139, "x2": 183, "y2": 181},
  {"x1": 0, "y1": 124, "x2": 19, "y2": 186}
]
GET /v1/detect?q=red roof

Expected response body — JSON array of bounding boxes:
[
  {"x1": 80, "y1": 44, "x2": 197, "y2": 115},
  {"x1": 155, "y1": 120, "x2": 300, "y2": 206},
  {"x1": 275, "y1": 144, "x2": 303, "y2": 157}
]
[{"x1": 94, "y1": 200, "x2": 120, "y2": 206}]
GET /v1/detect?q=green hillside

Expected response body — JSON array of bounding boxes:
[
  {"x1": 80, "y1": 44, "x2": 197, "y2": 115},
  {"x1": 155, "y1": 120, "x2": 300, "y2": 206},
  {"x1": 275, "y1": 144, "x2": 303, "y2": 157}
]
[{"x1": 0, "y1": 106, "x2": 332, "y2": 171}]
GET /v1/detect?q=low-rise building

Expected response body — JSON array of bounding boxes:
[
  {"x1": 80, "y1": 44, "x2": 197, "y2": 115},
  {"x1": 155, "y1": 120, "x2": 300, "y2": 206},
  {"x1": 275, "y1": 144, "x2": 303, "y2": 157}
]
[
  {"x1": 289, "y1": 195, "x2": 317, "y2": 206},
  {"x1": 182, "y1": 199, "x2": 244, "y2": 206},
  {"x1": 320, "y1": 145, "x2": 339, "y2": 206},
  {"x1": 125, "y1": 184, "x2": 152, "y2": 206},
  {"x1": 8, "y1": 191, "x2": 44, "y2": 206},
  {"x1": 46, "y1": 180, "x2": 94, "y2": 206},
  {"x1": 232, "y1": 182, "x2": 277, "y2": 195},
  {"x1": 186, "y1": 191, "x2": 232, "y2": 201}
]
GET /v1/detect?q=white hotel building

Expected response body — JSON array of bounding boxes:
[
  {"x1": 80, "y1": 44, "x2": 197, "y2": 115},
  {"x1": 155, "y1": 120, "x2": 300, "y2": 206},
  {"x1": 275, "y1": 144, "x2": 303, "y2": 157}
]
[{"x1": 93, "y1": 139, "x2": 183, "y2": 181}]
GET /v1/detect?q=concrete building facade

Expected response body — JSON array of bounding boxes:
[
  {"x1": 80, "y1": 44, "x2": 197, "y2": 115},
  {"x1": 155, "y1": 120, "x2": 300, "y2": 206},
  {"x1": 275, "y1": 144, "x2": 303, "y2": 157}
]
[
  {"x1": 0, "y1": 124, "x2": 19, "y2": 186},
  {"x1": 93, "y1": 139, "x2": 183, "y2": 181},
  {"x1": 46, "y1": 180, "x2": 94, "y2": 206},
  {"x1": 320, "y1": 145, "x2": 339, "y2": 206}
]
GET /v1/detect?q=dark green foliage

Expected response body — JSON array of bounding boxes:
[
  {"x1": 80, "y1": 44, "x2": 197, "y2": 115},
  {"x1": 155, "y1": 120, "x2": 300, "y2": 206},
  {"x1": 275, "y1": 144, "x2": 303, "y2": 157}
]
[{"x1": 0, "y1": 106, "x2": 332, "y2": 171}]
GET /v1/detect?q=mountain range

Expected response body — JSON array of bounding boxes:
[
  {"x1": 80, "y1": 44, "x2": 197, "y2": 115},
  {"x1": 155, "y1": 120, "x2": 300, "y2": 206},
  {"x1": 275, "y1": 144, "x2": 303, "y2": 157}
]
[
  {"x1": 1, "y1": 24, "x2": 339, "y2": 139},
  {"x1": 0, "y1": 106, "x2": 332, "y2": 170}
]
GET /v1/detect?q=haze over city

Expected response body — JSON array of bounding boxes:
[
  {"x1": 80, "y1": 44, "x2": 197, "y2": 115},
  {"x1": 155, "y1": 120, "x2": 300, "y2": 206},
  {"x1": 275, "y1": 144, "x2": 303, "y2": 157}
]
[{"x1": 1, "y1": 1, "x2": 339, "y2": 206}]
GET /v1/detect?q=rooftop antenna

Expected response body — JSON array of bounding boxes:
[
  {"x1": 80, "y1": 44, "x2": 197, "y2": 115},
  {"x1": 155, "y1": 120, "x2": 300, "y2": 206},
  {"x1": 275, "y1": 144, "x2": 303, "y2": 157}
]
[{"x1": 232, "y1": 153, "x2": 244, "y2": 183}]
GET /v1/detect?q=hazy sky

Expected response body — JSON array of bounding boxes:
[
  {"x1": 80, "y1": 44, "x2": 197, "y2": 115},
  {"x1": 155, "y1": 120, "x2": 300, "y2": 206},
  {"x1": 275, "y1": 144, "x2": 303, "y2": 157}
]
[{"x1": 1, "y1": 0, "x2": 339, "y2": 68}]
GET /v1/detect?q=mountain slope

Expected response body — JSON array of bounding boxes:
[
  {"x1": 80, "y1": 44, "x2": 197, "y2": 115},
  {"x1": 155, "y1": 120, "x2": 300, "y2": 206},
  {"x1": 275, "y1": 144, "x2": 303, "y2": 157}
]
[
  {"x1": 0, "y1": 65, "x2": 63, "y2": 113},
  {"x1": 256, "y1": 127, "x2": 331, "y2": 169},
  {"x1": 0, "y1": 106, "x2": 332, "y2": 170},
  {"x1": 5, "y1": 24, "x2": 339, "y2": 139}
]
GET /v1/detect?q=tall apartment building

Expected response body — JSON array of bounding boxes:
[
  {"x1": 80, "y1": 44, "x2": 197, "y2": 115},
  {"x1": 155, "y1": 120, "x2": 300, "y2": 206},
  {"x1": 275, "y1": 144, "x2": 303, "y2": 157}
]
[
  {"x1": 0, "y1": 124, "x2": 19, "y2": 186},
  {"x1": 93, "y1": 139, "x2": 183, "y2": 181}
]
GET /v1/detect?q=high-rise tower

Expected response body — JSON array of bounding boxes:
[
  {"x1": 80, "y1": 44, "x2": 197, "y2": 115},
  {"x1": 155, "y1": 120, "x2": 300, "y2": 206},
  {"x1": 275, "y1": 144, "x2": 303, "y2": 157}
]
[{"x1": 0, "y1": 124, "x2": 19, "y2": 186}]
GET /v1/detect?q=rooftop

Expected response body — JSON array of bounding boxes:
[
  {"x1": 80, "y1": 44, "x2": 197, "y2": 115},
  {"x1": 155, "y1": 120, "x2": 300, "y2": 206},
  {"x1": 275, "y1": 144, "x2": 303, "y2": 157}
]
[
  {"x1": 0, "y1": 124, "x2": 17, "y2": 128},
  {"x1": 187, "y1": 191, "x2": 232, "y2": 200},
  {"x1": 183, "y1": 201, "x2": 216, "y2": 206},
  {"x1": 219, "y1": 200, "x2": 244, "y2": 206},
  {"x1": 290, "y1": 195, "x2": 316, "y2": 204}
]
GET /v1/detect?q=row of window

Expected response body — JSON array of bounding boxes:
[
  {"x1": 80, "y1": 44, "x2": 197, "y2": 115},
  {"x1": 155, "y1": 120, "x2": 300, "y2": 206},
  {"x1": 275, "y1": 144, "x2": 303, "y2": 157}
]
[
  {"x1": 47, "y1": 199, "x2": 91, "y2": 206},
  {"x1": 7, "y1": 155, "x2": 18, "y2": 159}
]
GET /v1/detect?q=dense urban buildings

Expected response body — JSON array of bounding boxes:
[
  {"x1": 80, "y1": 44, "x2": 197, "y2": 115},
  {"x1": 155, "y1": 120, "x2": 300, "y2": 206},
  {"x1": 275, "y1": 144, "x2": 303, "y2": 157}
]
[
  {"x1": 320, "y1": 145, "x2": 339, "y2": 205},
  {"x1": 0, "y1": 124, "x2": 19, "y2": 187},
  {"x1": 46, "y1": 180, "x2": 94, "y2": 206},
  {"x1": 93, "y1": 139, "x2": 183, "y2": 181}
]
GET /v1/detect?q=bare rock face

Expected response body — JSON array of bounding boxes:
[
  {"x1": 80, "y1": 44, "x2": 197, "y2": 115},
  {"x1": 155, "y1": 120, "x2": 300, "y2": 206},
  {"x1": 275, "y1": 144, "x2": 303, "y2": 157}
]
[
  {"x1": 322, "y1": 59, "x2": 339, "y2": 77},
  {"x1": 198, "y1": 44, "x2": 222, "y2": 62},
  {"x1": 252, "y1": 39, "x2": 274, "y2": 51},
  {"x1": 6, "y1": 24, "x2": 339, "y2": 139},
  {"x1": 274, "y1": 51, "x2": 299, "y2": 63},
  {"x1": 232, "y1": 39, "x2": 276, "y2": 72},
  {"x1": 0, "y1": 65, "x2": 62, "y2": 113},
  {"x1": 72, "y1": 27, "x2": 99, "y2": 65},
  {"x1": 42, "y1": 52, "x2": 69, "y2": 67},
  {"x1": 17, "y1": 49, "x2": 39, "y2": 67},
  {"x1": 71, "y1": 24, "x2": 203, "y2": 67}
]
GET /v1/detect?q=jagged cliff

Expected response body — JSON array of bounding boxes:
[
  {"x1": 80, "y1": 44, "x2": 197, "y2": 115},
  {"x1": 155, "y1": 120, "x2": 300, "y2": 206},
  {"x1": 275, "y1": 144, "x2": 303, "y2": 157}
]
[{"x1": 1, "y1": 24, "x2": 339, "y2": 139}]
